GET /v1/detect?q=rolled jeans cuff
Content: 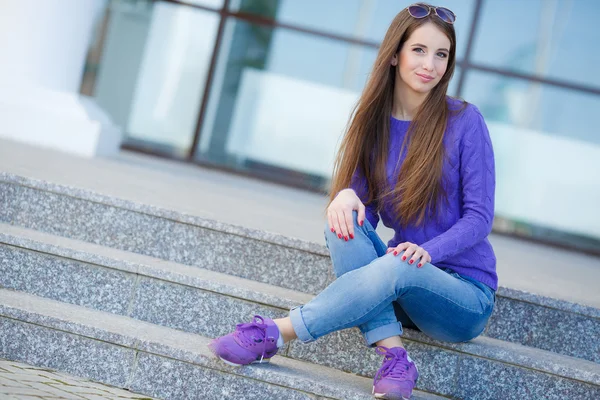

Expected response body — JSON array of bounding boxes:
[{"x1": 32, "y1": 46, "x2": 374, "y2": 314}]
[
  {"x1": 363, "y1": 322, "x2": 403, "y2": 347},
  {"x1": 289, "y1": 306, "x2": 316, "y2": 343}
]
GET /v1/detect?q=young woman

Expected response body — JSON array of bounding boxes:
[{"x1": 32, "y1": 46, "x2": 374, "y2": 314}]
[{"x1": 209, "y1": 3, "x2": 497, "y2": 399}]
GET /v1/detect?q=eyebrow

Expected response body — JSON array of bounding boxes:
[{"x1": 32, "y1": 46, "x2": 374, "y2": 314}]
[{"x1": 411, "y1": 43, "x2": 450, "y2": 52}]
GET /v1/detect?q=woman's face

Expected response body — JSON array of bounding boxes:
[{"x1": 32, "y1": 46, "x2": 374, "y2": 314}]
[{"x1": 392, "y1": 22, "x2": 451, "y2": 95}]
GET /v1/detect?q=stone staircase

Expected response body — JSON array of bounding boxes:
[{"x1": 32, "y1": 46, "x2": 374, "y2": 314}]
[{"x1": 1, "y1": 172, "x2": 599, "y2": 399}]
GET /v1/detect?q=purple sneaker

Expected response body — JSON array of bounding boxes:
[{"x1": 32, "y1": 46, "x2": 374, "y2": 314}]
[
  {"x1": 372, "y1": 346, "x2": 419, "y2": 400},
  {"x1": 208, "y1": 315, "x2": 280, "y2": 367}
]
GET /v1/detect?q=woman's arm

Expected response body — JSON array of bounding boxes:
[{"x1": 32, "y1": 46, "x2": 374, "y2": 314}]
[{"x1": 420, "y1": 109, "x2": 495, "y2": 264}]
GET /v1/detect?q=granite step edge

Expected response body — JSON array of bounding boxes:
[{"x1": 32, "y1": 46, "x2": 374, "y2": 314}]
[
  {"x1": 2, "y1": 223, "x2": 599, "y2": 387},
  {"x1": 2, "y1": 223, "x2": 600, "y2": 378},
  {"x1": 401, "y1": 329, "x2": 600, "y2": 385},
  {"x1": 1, "y1": 221, "x2": 598, "y2": 322},
  {"x1": 0, "y1": 172, "x2": 330, "y2": 256},
  {"x1": 0, "y1": 223, "x2": 314, "y2": 310},
  {"x1": 0, "y1": 289, "x2": 447, "y2": 400},
  {"x1": 4, "y1": 174, "x2": 600, "y2": 319}
]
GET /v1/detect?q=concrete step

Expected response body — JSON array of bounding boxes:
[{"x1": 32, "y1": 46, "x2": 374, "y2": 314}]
[
  {"x1": 1, "y1": 175, "x2": 599, "y2": 363},
  {"x1": 0, "y1": 289, "x2": 447, "y2": 400},
  {"x1": 1, "y1": 226, "x2": 599, "y2": 399}
]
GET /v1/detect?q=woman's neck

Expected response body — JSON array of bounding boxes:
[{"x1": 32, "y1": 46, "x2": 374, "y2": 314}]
[{"x1": 392, "y1": 80, "x2": 428, "y2": 121}]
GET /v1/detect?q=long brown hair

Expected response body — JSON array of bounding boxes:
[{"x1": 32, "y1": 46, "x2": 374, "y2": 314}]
[{"x1": 328, "y1": 6, "x2": 458, "y2": 227}]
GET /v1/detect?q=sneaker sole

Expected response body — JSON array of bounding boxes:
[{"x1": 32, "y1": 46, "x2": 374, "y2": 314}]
[
  {"x1": 207, "y1": 341, "x2": 273, "y2": 367},
  {"x1": 373, "y1": 387, "x2": 410, "y2": 400},
  {"x1": 217, "y1": 356, "x2": 272, "y2": 367},
  {"x1": 373, "y1": 393, "x2": 409, "y2": 400}
]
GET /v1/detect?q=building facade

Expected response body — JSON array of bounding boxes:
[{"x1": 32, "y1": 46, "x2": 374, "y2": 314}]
[{"x1": 81, "y1": 0, "x2": 600, "y2": 254}]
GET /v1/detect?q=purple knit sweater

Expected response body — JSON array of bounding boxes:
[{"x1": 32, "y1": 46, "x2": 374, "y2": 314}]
[{"x1": 351, "y1": 98, "x2": 497, "y2": 290}]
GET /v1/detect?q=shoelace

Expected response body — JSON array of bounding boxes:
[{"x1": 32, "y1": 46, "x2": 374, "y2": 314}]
[
  {"x1": 234, "y1": 315, "x2": 275, "y2": 363},
  {"x1": 375, "y1": 346, "x2": 410, "y2": 381}
]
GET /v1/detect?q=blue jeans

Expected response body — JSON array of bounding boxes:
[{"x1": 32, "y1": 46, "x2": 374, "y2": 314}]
[{"x1": 289, "y1": 211, "x2": 496, "y2": 345}]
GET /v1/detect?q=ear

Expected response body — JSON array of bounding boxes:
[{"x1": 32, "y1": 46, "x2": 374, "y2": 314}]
[{"x1": 391, "y1": 54, "x2": 398, "y2": 66}]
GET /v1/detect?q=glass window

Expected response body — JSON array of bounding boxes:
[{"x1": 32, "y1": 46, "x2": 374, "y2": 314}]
[
  {"x1": 180, "y1": 0, "x2": 224, "y2": 9},
  {"x1": 448, "y1": 65, "x2": 461, "y2": 97},
  {"x1": 374, "y1": 0, "x2": 475, "y2": 61},
  {"x1": 462, "y1": 70, "x2": 600, "y2": 244},
  {"x1": 94, "y1": 1, "x2": 219, "y2": 156},
  {"x1": 197, "y1": 19, "x2": 379, "y2": 185},
  {"x1": 464, "y1": 71, "x2": 600, "y2": 145},
  {"x1": 230, "y1": 0, "x2": 475, "y2": 59},
  {"x1": 472, "y1": 0, "x2": 600, "y2": 88},
  {"x1": 230, "y1": 0, "x2": 363, "y2": 37}
]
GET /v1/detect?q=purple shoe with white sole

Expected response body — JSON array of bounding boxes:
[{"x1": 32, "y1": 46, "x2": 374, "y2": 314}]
[
  {"x1": 373, "y1": 346, "x2": 419, "y2": 400},
  {"x1": 208, "y1": 315, "x2": 281, "y2": 366}
]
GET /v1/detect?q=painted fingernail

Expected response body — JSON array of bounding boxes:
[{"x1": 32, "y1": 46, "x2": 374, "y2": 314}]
[
  {"x1": 393, "y1": 251, "x2": 398, "y2": 256},
  {"x1": 359, "y1": 220, "x2": 364, "y2": 226},
  {"x1": 344, "y1": 236, "x2": 348, "y2": 241},
  {"x1": 402, "y1": 256, "x2": 406, "y2": 261},
  {"x1": 418, "y1": 263, "x2": 422, "y2": 268},
  {"x1": 349, "y1": 234, "x2": 354, "y2": 239},
  {"x1": 409, "y1": 260, "x2": 414, "y2": 264},
  {"x1": 338, "y1": 233, "x2": 342, "y2": 239},
  {"x1": 331, "y1": 228, "x2": 335, "y2": 233}
]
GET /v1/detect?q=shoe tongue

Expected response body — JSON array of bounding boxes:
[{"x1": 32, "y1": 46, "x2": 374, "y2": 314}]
[
  {"x1": 247, "y1": 326, "x2": 264, "y2": 340},
  {"x1": 241, "y1": 320, "x2": 278, "y2": 341},
  {"x1": 264, "y1": 321, "x2": 280, "y2": 340},
  {"x1": 235, "y1": 320, "x2": 266, "y2": 341}
]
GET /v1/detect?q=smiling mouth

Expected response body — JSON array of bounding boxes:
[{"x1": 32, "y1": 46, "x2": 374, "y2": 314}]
[{"x1": 416, "y1": 73, "x2": 434, "y2": 80}]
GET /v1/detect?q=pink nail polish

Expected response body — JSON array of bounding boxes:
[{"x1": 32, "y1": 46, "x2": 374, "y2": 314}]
[
  {"x1": 418, "y1": 263, "x2": 422, "y2": 268},
  {"x1": 409, "y1": 260, "x2": 414, "y2": 264},
  {"x1": 393, "y1": 251, "x2": 398, "y2": 256},
  {"x1": 344, "y1": 236, "x2": 348, "y2": 241},
  {"x1": 331, "y1": 228, "x2": 335, "y2": 233},
  {"x1": 349, "y1": 234, "x2": 354, "y2": 239},
  {"x1": 359, "y1": 220, "x2": 364, "y2": 226},
  {"x1": 338, "y1": 233, "x2": 342, "y2": 239},
  {"x1": 402, "y1": 256, "x2": 406, "y2": 261}
]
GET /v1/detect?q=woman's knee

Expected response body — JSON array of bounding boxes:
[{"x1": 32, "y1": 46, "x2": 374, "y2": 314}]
[
  {"x1": 362, "y1": 254, "x2": 408, "y2": 285},
  {"x1": 371, "y1": 255, "x2": 435, "y2": 294},
  {"x1": 426, "y1": 321, "x2": 487, "y2": 343},
  {"x1": 324, "y1": 211, "x2": 362, "y2": 239}
]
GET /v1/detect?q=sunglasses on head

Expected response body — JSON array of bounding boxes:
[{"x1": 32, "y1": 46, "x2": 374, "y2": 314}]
[{"x1": 406, "y1": 3, "x2": 456, "y2": 24}]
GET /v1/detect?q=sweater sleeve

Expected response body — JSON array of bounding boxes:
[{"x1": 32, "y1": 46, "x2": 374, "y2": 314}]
[
  {"x1": 420, "y1": 109, "x2": 495, "y2": 264},
  {"x1": 349, "y1": 169, "x2": 380, "y2": 229}
]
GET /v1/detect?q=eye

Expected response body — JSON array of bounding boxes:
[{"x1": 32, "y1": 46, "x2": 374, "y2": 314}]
[
  {"x1": 437, "y1": 52, "x2": 448, "y2": 58},
  {"x1": 413, "y1": 47, "x2": 425, "y2": 54}
]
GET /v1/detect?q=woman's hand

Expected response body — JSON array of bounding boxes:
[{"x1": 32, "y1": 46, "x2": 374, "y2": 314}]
[
  {"x1": 386, "y1": 242, "x2": 431, "y2": 268},
  {"x1": 327, "y1": 189, "x2": 366, "y2": 241}
]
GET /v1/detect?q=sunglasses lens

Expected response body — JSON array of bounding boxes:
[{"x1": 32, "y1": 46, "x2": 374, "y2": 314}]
[
  {"x1": 436, "y1": 7, "x2": 456, "y2": 23},
  {"x1": 408, "y1": 5, "x2": 429, "y2": 18}
]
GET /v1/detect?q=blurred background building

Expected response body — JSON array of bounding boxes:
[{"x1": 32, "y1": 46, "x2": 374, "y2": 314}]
[{"x1": 5, "y1": 0, "x2": 600, "y2": 255}]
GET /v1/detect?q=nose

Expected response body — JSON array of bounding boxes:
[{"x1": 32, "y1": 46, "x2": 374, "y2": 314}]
[{"x1": 422, "y1": 55, "x2": 434, "y2": 71}]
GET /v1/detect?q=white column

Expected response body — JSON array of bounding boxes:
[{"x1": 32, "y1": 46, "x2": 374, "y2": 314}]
[{"x1": 0, "y1": 0, "x2": 122, "y2": 157}]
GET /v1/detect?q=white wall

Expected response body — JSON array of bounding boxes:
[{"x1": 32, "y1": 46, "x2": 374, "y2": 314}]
[{"x1": 0, "y1": 0, "x2": 121, "y2": 157}]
